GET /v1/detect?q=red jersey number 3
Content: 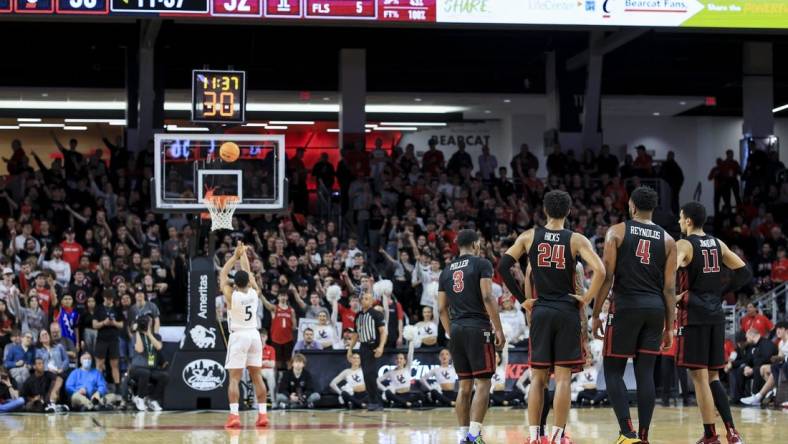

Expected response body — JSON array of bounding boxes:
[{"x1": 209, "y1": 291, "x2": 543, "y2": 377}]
[{"x1": 452, "y1": 270, "x2": 464, "y2": 292}]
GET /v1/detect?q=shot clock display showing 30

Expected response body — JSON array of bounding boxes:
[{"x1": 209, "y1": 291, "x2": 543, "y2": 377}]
[{"x1": 191, "y1": 70, "x2": 246, "y2": 123}]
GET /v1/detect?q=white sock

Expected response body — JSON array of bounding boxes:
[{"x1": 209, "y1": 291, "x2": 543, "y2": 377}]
[
  {"x1": 259, "y1": 403, "x2": 267, "y2": 414},
  {"x1": 469, "y1": 421, "x2": 482, "y2": 437},
  {"x1": 551, "y1": 426, "x2": 564, "y2": 442},
  {"x1": 459, "y1": 426, "x2": 469, "y2": 435},
  {"x1": 229, "y1": 403, "x2": 239, "y2": 415},
  {"x1": 529, "y1": 425, "x2": 540, "y2": 440}
]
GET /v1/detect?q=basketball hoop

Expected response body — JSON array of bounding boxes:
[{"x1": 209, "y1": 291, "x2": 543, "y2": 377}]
[{"x1": 204, "y1": 194, "x2": 240, "y2": 231}]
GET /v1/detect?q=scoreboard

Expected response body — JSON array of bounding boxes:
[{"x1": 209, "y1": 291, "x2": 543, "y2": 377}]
[
  {"x1": 0, "y1": 0, "x2": 435, "y2": 21},
  {"x1": 3, "y1": 0, "x2": 788, "y2": 30}
]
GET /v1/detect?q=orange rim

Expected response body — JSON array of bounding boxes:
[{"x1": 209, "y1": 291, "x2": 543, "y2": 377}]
[{"x1": 205, "y1": 195, "x2": 240, "y2": 210}]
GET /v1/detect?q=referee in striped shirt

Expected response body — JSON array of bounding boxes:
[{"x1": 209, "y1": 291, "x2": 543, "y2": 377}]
[{"x1": 348, "y1": 292, "x2": 387, "y2": 411}]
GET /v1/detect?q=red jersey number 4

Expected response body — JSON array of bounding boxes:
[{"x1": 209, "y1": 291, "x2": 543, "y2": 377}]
[{"x1": 635, "y1": 239, "x2": 651, "y2": 264}]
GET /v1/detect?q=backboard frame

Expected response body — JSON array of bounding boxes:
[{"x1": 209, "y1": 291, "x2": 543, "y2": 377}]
[{"x1": 153, "y1": 133, "x2": 286, "y2": 214}]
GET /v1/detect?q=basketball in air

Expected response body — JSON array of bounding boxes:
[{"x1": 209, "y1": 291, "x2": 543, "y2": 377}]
[{"x1": 219, "y1": 142, "x2": 240, "y2": 162}]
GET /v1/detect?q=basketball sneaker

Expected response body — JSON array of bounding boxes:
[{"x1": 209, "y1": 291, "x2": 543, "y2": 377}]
[
  {"x1": 464, "y1": 434, "x2": 487, "y2": 444},
  {"x1": 695, "y1": 436, "x2": 721, "y2": 444},
  {"x1": 726, "y1": 430, "x2": 745, "y2": 444},
  {"x1": 224, "y1": 414, "x2": 242, "y2": 429},
  {"x1": 615, "y1": 435, "x2": 642, "y2": 444},
  {"x1": 255, "y1": 413, "x2": 269, "y2": 428}
]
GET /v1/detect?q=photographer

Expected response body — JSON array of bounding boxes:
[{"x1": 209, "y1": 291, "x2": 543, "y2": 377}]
[
  {"x1": 128, "y1": 290, "x2": 161, "y2": 335},
  {"x1": 128, "y1": 315, "x2": 167, "y2": 412}
]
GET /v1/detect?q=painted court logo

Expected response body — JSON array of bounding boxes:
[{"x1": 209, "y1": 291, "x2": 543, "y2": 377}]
[{"x1": 182, "y1": 359, "x2": 226, "y2": 391}]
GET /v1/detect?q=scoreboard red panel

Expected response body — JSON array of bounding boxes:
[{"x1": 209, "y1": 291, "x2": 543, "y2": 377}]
[
  {"x1": 263, "y1": 0, "x2": 300, "y2": 17},
  {"x1": 304, "y1": 0, "x2": 374, "y2": 19},
  {"x1": 14, "y1": 0, "x2": 55, "y2": 13},
  {"x1": 211, "y1": 0, "x2": 261, "y2": 16},
  {"x1": 379, "y1": 0, "x2": 433, "y2": 22}
]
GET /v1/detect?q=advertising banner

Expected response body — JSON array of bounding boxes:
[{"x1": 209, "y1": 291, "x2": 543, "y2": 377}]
[{"x1": 436, "y1": 0, "x2": 788, "y2": 29}]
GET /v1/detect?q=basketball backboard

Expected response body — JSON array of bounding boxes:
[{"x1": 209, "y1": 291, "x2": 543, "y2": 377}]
[{"x1": 153, "y1": 133, "x2": 286, "y2": 213}]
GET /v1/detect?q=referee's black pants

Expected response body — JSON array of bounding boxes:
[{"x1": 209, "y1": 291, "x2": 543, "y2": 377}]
[{"x1": 360, "y1": 343, "x2": 382, "y2": 405}]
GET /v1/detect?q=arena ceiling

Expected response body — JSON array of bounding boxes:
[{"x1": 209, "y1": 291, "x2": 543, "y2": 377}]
[{"x1": 1, "y1": 21, "x2": 787, "y2": 118}]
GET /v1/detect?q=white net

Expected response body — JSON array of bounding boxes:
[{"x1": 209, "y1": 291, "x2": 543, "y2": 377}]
[{"x1": 205, "y1": 196, "x2": 240, "y2": 231}]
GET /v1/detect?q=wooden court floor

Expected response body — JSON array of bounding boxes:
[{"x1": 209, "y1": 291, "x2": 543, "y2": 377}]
[{"x1": 0, "y1": 406, "x2": 785, "y2": 444}]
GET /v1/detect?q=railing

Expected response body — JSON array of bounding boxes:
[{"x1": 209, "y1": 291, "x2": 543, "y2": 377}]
[
  {"x1": 316, "y1": 181, "x2": 341, "y2": 229},
  {"x1": 729, "y1": 281, "x2": 788, "y2": 334}
]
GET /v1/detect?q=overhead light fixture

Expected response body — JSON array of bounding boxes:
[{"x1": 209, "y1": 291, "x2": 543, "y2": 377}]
[
  {"x1": 414, "y1": 98, "x2": 423, "y2": 102},
  {"x1": 376, "y1": 127, "x2": 418, "y2": 131},
  {"x1": 323, "y1": 97, "x2": 331, "y2": 101},
  {"x1": 366, "y1": 105, "x2": 463, "y2": 114},
  {"x1": 165, "y1": 125, "x2": 209, "y2": 132},
  {"x1": 379, "y1": 122, "x2": 447, "y2": 127},
  {"x1": 773, "y1": 104, "x2": 788, "y2": 113},
  {"x1": 652, "y1": 112, "x2": 661, "y2": 116},
  {"x1": 268, "y1": 121, "x2": 314, "y2": 125},
  {"x1": 0, "y1": 125, "x2": 20, "y2": 130},
  {"x1": 243, "y1": 123, "x2": 269, "y2": 127},
  {"x1": 327, "y1": 128, "x2": 340, "y2": 133},
  {"x1": 365, "y1": 129, "x2": 371, "y2": 133},
  {"x1": 0, "y1": 99, "x2": 464, "y2": 114},
  {"x1": 65, "y1": 118, "x2": 108, "y2": 123},
  {"x1": 679, "y1": 101, "x2": 687, "y2": 106},
  {"x1": 17, "y1": 118, "x2": 41, "y2": 122},
  {"x1": 0, "y1": 100, "x2": 125, "y2": 110},
  {"x1": 108, "y1": 120, "x2": 126, "y2": 126},
  {"x1": 365, "y1": 124, "x2": 378, "y2": 128},
  {"x1": 264, "y1": 125, "x2": 288, "y2": 130},
  {"x1": 503, "y1": 99, "x2": 511, "y2": 103},
  {"x1": 64, "y1": 126, "x2": 88, "y2": 131},
  {"x1": 19, "y1": 123, "x2": 64, "y2": 128},
  {"x1": 484, "y1": 110, "x2": 491, "y2": 114}
]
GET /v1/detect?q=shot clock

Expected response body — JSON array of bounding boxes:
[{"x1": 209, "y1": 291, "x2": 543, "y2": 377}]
[{"x1": 191, "y1": 70, "x2": 246, "y2": 123}]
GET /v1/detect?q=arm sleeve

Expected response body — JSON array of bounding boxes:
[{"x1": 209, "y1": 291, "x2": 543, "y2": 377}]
[
  {"x1": 497, "y1": 254, "x2": 526, "y2": 303},
  {"x1": 723, "y1": 265, "x2": 753, "y2": 295}
]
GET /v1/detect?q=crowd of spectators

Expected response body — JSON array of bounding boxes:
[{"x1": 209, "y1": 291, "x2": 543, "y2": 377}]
[{"x1": 1, "y1": 131, "x2": 787, "y2": 413}]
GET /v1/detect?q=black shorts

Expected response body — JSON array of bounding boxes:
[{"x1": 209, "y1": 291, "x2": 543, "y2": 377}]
[
  {"x1": 94, "y1": 339, "x2": 120, "y2": 360},
  {"x1": 676, "y1": 323, "x2": 725, "y2": 370},
  {"x1": 272, "y1": 342, "x2": 294, "y2": 365},
  {"x1": 529, "y1": 305, "x2": 583, "y2": 369},
  {"x1": 604, "y1": 308, "x2": 664, "y2": 358},
  {"x1": 449, "y1": 324, "x2": 495, "y2": 380}
]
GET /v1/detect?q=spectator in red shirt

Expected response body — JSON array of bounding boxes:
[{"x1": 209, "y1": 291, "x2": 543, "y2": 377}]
[
  {"x1": 60, "y1": 228, "x2": 84, "y2": 273},
  {"x1": 740, "y1": 303, "x2": 774, "y2": 338},
  {"x1": 336, "y1": 295, "x2": 360, "y2": 332},
  {"x1": 260, "y1": 328, "x2": 277, "y2": 408},
  {"x1": 421, "y1": 139, "x2": 444, "y2": 176},
  {"x1": 770, "y1": 246, "x2": 788, "y2": 284},
  {"x1": 632, "y1": 145, "x2": 653, "y2": 177}
]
